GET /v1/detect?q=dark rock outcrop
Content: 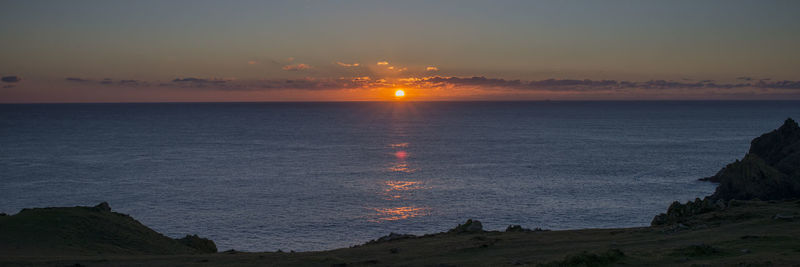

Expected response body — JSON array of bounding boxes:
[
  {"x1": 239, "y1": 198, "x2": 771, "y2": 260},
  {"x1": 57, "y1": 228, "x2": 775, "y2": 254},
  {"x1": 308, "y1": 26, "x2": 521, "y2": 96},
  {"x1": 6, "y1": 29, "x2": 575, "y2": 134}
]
[
  {"x1": 710, "y1": 154, "x2": 800, "y2": 200},
  {"x1": 651, "y1": 197, "x2": 726, "y2": 226},
  {"x1": 702, "y1": 118, "x2": 800, "y2": 201},
  {"x1": 748, "y1": 118, "x2": 800, "y2": 177},
  {"x1": 655, "y1": 118, "x2": 800, "y2": 226},
  {"x1": 448, "y1": 219, "x2": 484, "y2": 233},
  {"x1": 93, "y1": 202, "x2": 112, "y2": 212}
]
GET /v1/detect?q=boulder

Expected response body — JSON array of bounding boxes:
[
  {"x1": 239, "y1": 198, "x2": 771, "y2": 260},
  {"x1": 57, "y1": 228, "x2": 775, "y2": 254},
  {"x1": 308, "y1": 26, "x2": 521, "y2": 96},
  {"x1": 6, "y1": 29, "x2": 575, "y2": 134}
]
[
  {"x1": 93, "y1": 202, "x2": 112, "y2": 212},
  {"x1": 448, "y1": 219, "x2": 483, "y2": 233}
]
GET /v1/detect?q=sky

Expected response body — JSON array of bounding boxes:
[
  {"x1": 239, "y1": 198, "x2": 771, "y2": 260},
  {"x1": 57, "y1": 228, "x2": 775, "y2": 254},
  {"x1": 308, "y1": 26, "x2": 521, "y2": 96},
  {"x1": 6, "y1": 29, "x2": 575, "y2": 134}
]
[{"x1": 1, "y1": 0, "x2": 799, "y2": 102}]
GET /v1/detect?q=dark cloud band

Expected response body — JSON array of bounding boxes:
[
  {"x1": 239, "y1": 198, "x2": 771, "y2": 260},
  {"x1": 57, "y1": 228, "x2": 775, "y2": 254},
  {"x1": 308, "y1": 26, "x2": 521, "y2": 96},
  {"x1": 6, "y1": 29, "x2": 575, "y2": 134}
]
[{"x1": 1, "y1": 76, "x2": 22, "y2": 83}]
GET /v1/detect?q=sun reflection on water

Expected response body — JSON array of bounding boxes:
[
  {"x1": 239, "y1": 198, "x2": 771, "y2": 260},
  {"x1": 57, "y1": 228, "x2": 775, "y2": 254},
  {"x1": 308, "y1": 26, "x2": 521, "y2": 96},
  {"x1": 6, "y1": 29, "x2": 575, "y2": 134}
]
[
  {"x1": 367, "y1": 128, "x2": 432, "y2": 222},
  {"x1": 394, "y1": 150, "x2": 408, "y2": 160},
  {"x1": 370, "y1": 206, "x2": 430, "y2": 222},
  {"x1": 384, "y1": 180, "x2": 424, "y2": 192},
  {"x1": 389, "y1": 143, "x2": 409, "y2": 148},
  {"x1": 370, "y1": 179, "x2": 431, "y2": 221},
  {"x1": 388, "y1": 163, "x2": 415, "y2": 173}
]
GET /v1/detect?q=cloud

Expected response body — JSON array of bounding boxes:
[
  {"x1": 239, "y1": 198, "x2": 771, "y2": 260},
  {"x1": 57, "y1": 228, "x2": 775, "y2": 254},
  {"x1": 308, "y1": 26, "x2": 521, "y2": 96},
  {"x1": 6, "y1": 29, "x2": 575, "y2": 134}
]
[
  {"x1": 248, "y1": 60, "x2": 258, "y2": 65},
  {"x1": 426, "y1": 66, "x2": 439, "y2": 71},
  {"x1": 48, "y1": 73, "x2": 800, "y2": 94},
  {"x1": 159, "y1": 76, "x2": 390, "y2": 91},
  {"x1": 282, "y1": 64, "x2": 311, "y2": 71},
  {"x1": 377, "y1": 61, "x2": 389, "y2": 65},
  {"x1": 251, "y1": 77, "x2": 381, "y2": 90},
  {"x1": 172, "y1": 77, "x2": 229, "y2": 84},
  {"x1": 413, "y1": 76, "x2": 523, "y2": 88},
  {"x1": 756, "y1": 80, "x2": 800, "y2": 89},
  {"x1": 118, "y1": 80, "x2": 141, "y2": 85},
  {"x1": 65, "y1": 77, "x2": 91, "y2": 82},
  {"x1": 1, "y1": 76, "x2": 22, "y2": 83},
  {"x1": 336, "y1": 62, "x2": 360, "y2": 67},
  {"x1": 401, "y1": 76, "x2": 800, "y2": 92},
  {"x1": 737, "y1": 77, "x2": 753, "y2": 81}
]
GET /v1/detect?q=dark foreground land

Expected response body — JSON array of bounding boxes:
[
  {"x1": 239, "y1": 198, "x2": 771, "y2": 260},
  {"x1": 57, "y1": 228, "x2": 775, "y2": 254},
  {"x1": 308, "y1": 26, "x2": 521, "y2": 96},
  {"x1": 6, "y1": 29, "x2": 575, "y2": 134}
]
[
  {"x1": 2, "y1": 118, "x2": 799, "y2": 266},
  {"x1": 1, "y1": 200, "x2": 800, "y2": 266}
]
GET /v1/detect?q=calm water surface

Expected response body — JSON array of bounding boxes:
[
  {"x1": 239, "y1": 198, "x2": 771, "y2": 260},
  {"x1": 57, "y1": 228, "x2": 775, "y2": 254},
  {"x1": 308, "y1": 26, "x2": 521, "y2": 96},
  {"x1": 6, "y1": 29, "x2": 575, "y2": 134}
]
[{"x1": 1, "y1": 101, "x2": 799, "y2": 251}]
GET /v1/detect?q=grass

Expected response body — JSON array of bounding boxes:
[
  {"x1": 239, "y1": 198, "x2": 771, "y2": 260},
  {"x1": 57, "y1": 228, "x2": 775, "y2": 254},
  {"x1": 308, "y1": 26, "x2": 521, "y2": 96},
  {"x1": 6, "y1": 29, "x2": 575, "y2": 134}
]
[
  {"x1": 1, "y1": 200, "x2": 800, "y2": 266},
  {"x1": 0, "y1": 204, "x2": 209, "y2": 257}
]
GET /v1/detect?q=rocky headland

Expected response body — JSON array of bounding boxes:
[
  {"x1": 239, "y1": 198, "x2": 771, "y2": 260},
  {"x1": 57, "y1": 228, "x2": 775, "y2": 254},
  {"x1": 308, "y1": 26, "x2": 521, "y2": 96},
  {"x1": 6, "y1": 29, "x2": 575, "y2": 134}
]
[{"x1": 652, "y1": 118, "x2": 800, "y2": 226}]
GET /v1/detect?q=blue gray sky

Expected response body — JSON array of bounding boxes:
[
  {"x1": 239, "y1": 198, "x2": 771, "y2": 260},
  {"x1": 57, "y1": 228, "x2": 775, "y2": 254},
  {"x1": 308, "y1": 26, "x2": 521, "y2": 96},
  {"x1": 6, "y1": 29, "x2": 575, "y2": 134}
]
[{"x1": 1, "y1": 0, "x2": 799, "y2": 102}]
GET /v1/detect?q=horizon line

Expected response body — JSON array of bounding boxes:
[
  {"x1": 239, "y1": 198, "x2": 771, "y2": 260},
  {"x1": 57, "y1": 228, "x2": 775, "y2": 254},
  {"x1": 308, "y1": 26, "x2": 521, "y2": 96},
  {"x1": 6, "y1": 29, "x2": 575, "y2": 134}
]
[{"x1": 3, "y1": 99, "x2": 800, "y2": 105}]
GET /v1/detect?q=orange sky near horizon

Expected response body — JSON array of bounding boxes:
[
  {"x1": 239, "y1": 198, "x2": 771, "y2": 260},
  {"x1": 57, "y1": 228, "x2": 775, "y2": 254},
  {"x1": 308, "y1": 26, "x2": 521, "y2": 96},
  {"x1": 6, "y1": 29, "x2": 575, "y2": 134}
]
[{"x1": 2, "y1": 1, "x2": 800, "y2": 102}]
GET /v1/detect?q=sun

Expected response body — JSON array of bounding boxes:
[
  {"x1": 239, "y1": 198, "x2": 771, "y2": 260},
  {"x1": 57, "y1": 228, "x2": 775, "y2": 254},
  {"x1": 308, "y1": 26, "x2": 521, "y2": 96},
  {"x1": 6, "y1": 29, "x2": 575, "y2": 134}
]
[{"x1": 395, "y1": 89, "x2": 405, "y2": 97}]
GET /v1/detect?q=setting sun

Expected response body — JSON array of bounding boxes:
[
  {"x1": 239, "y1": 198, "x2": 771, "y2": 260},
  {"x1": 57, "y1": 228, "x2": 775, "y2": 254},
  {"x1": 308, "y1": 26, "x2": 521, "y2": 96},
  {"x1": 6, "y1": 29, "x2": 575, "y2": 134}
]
[{"x1": 395, "y1": 90, "x2": 405, "y2": 97}]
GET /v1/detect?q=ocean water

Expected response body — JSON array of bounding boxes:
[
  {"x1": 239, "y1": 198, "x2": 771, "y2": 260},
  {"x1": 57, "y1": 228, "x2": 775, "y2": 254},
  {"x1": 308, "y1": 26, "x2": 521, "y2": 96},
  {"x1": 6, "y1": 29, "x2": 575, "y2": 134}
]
[{"x1": 1, "y1": 101, "x2": 798, "y2": 251}]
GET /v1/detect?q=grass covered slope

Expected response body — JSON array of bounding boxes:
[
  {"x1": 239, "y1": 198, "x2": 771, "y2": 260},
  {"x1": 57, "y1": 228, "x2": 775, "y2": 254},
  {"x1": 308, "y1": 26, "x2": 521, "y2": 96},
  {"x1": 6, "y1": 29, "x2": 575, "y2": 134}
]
[
  {"x1": 0, "y1": 202, "x2": 216, "y2": 257},
  {"x1": 1, "y1": 200, "x2": 799, "y2": 266}
]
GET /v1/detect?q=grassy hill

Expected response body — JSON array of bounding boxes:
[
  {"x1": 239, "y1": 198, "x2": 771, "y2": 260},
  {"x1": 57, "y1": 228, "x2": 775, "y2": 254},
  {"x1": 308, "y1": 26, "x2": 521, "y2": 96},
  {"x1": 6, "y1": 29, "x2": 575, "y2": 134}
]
[{"x1": 0, "y1": 202, "x2": 215, "y2": 257}]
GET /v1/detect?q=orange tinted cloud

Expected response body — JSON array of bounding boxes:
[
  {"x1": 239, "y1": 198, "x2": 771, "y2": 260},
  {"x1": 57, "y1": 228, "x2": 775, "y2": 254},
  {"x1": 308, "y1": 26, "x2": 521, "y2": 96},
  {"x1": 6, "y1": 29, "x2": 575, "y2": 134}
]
[
  {"x1": 426, "y1": 66, "x2": 438, "y2": 71},
  {"x1": 377, "y1": 61, "x2": 389, "y2": 65},
  {"x1": 282, "y1": 64, "x2": 311, "y2": 71},
  {"x1": 336, "y1": 62, "x2": 360, "y2": 67}
]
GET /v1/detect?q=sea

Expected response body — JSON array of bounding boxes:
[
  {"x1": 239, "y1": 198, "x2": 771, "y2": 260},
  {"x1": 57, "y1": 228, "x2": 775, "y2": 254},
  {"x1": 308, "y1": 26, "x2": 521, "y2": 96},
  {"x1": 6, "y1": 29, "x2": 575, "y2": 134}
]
[{"x1": 1, "y1": 101, "x2": 798, "y2": 251}]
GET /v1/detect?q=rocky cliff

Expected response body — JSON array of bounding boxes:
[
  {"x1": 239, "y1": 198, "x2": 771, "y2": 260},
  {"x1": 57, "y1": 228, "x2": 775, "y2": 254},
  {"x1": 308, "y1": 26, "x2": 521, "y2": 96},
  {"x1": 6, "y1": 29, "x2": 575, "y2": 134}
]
[
  {"x1": 705, "y1": 118, "x2": 800, "y2": 201},
  {"x1": 654, "y1": 118, "x2": 800, "y2": 225}
]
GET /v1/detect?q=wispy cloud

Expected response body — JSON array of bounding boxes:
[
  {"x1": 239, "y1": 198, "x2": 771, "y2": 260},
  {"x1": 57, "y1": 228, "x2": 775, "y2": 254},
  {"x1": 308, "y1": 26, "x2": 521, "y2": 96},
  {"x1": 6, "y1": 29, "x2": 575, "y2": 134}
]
[
  {"x1": 173, "y1": 77, "x2": 229, "y2": 84},
  {"x1": 377, "y1": 61, "x2": 389, "y2": 66},
  {"x1": 282, "y1": 63, "x2": 312, "y2": 71},
  {"x1": 65, "y1": 77, "x2": 91, "y2": 82},
  {"x1": 401, "y1": 76, "x2": 800, "y2": 91},
  {"x1": 759, "y1": 80, "x2": 800, "y2": 89},
  {"x1": 68, "y1": 74, "x2": 800, "y2": 94},
  {"x1": 336, "y1": 62, "x2": 360, "y2": 67},
  {"x1": 118, "y1": 80, "x2": 141, "y2": 86},
  {"x1": 1, "y1": 76, "x2": 22, "y2": 83},
  {"x1": 426, "y1": 66, "x2": 438, "y2": 71}
]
